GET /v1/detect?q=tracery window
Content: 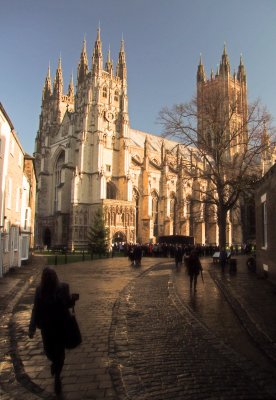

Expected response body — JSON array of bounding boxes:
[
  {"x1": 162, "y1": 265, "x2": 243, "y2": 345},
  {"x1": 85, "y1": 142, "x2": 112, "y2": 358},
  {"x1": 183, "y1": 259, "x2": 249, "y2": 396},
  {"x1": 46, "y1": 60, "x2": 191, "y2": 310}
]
[
  {"x1": 170, "y1": 192, "x2": 177, "y2": 235},
  {"x1": 133, "y1": 188, "x2": 140, "y2": 238},
  {"x1": 54, "y1": 151, "x2": 65, "y2": 212},
  {"x1": 103, "y1": 86, "x2": 107, "y2": 98},
  {"x1": 114, "y1": 90, "x2": 119, "y2": 102},
  {"x1": 152, "y1": 191, "x2": 159, "y2": 238}
]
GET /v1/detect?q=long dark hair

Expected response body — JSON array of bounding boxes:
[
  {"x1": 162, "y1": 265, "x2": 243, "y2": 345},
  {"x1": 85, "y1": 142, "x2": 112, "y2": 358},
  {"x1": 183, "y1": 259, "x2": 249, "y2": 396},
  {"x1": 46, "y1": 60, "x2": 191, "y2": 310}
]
[
  {"x1": 40, "y1": 267, "x2": 59, "y2": 297},
  {"x1": 190, "y1": 250, "x2": 199, "y2": 260}
]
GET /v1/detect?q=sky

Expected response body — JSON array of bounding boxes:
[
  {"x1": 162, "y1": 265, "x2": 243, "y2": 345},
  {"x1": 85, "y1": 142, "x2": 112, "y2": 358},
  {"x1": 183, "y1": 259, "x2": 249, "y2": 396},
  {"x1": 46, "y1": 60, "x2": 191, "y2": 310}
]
[{"x1": 1, "y1": 0, "x2": 276, "y2": 155}]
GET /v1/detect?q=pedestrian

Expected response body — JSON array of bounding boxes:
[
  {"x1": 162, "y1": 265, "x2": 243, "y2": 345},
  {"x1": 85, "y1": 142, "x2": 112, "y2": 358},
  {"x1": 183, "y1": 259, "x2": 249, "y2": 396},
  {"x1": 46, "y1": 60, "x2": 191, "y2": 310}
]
[
  {"x1": 186, "y1": 250, "x2": 203, "y2": 291},
  {"x1": 174, "y1": 244, "x2": 183, "y2": 271},
  {"x1": 28, "y1": 267, "x2": 79, "y2": 395},
  {"x1": 133, "y1": 244, "x2": 142, "y2": 266}
]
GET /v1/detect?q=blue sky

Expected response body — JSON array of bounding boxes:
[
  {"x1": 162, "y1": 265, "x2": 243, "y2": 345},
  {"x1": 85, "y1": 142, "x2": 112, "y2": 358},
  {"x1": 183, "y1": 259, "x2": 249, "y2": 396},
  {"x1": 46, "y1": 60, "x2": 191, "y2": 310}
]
[{"x1": 1, "y1": 0, "x2": 276, "y2": 154}]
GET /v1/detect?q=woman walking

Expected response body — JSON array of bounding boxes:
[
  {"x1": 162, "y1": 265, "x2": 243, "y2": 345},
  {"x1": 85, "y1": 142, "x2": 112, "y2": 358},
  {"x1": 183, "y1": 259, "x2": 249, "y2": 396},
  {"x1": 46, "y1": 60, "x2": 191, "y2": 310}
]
[{"x1": 29, "y1": 267, "x2": 78, "y2": 394}]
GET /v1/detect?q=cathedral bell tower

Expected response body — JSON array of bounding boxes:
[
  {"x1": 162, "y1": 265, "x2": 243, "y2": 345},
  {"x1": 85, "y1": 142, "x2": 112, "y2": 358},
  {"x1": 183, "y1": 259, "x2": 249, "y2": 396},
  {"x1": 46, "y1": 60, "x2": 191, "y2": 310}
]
[{"x1": 196, "y1": 45, "x2": 247, "y2": 246}]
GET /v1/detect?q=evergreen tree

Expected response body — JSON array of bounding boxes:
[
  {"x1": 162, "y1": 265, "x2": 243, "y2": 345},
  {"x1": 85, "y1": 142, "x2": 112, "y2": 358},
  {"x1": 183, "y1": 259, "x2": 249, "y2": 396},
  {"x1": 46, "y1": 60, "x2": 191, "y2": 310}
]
[{"x1": 87, "y1": 208, "x2": 110, "y2": 256}]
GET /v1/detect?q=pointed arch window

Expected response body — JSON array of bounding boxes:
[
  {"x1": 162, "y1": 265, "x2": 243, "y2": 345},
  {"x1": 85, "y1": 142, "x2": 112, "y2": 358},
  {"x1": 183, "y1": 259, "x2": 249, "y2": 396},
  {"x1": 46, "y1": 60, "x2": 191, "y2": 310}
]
[
  {"x1": 152, "y1": 191, "x2": 159, "y2": 238},
  {"x1": 114, "y1": 90, "x2": 119, "y2": 102},
  {"x1": 133, "y1": 188, "x2": 140, "y2": 239},
  {"x1": 170, "y1": 192, "x2": 177, "y2": 235},
  {"x1": 102, "y1": 86, "x2": 107, "y2": 98},
  {"x1": 54, "y1": 150, "x2": 65, "y2": 211}
]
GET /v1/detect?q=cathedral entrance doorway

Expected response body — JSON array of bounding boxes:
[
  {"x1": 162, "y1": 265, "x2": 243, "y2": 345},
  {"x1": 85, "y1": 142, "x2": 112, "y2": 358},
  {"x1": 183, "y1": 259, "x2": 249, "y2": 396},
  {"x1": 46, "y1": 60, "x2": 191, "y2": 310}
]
[{"x1": 113, "y1": 231, "x2": 126, "y2": 244}]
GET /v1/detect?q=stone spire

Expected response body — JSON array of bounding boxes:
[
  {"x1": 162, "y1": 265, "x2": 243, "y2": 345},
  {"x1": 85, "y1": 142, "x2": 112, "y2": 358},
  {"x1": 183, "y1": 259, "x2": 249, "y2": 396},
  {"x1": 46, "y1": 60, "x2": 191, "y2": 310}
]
[
  {"x1": 77, "y1": 37, "x2": 89, "y2": 84},
  {"x1": 42, "y1": 63, "x2": 52, "y2": 101},
  {"x1": 92, "y1": 27, "x2": 103, "y2": 75},
  {"x1": 67, "y1": 72, "x2": 74, "y2": 100},
  {"x1": 116, "y1": 37, "x2": 127, "y2": 81},
  {"x1": 237, "y1": 54, "x2": 246, "y2": 83},
  {"x1": 53, "y1": 56, "x2": 63, "y2": 98},
  {"x1": 105, "y1": 46, "x2": 113, "y2": 75},
  {"x1": 219, "y1": 43, "x2": 230, "y2": 76},
  {"x1": 197, "y1": 54, "x2": 206, "y2": 83},
  {"x1": 144, "y1": 135, "x2": 149, "y2": 159},
  {"x1": 210, "y1": 68, "x2": 214, "y2": 80}
]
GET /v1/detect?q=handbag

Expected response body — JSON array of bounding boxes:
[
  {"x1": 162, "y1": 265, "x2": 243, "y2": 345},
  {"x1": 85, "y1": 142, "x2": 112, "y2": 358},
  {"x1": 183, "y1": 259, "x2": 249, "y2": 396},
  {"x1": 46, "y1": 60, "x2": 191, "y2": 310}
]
[{"x1": 64, "y1": 307, "x2": 82, "y2": 349}]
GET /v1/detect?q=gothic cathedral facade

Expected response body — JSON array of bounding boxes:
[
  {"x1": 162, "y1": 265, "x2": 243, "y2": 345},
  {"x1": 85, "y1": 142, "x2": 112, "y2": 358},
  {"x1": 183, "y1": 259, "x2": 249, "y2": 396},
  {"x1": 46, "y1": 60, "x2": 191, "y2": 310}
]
[{"x1": 34, "y1": 31, "x2": 249, "y2": 249}]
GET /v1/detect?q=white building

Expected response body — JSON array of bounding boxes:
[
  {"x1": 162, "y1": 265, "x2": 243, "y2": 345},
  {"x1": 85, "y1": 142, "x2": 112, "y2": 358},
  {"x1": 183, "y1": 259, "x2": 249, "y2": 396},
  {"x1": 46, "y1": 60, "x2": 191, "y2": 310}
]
[{"x1": 0, "y1": 102, "x2": 36, "y2": 276}]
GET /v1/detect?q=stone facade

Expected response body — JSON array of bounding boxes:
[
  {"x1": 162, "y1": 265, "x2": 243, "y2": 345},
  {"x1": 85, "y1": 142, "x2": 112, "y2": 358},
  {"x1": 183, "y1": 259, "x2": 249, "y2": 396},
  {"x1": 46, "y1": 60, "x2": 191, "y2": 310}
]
[{"x1": 34, "y1": 31, "x2": 269, "y2": 250}]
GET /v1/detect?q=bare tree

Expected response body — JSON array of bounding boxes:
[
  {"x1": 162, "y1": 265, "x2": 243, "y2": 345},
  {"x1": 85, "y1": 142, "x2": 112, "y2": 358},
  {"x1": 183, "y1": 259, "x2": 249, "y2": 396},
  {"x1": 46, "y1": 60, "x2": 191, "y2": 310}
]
[{"x1": 159, "y1": 90, "x2": 274, "y2": 248}]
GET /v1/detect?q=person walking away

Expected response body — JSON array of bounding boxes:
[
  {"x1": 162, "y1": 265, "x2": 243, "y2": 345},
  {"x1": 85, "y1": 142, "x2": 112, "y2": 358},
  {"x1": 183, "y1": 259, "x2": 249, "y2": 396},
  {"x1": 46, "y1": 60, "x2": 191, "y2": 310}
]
[
  {"x1": 187, "y1": 250, "x2": 203, "y2": 291},
  {"x1": 174, "y1": 245, "x2": 183, "y2": 271},
  {"x1": 134, "y1": 244, "x2": 142, "y2": 266},
  {"x1": 29, "y1": 267, "x2": 79, "y2": 394}
]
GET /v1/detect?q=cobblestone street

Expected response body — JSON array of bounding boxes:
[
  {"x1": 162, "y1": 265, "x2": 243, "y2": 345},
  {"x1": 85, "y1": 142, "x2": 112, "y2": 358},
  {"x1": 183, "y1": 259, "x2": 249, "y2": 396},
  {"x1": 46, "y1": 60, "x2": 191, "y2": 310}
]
[{"x1": 1, "y1": 255, "x2": 276, "y2": 399}]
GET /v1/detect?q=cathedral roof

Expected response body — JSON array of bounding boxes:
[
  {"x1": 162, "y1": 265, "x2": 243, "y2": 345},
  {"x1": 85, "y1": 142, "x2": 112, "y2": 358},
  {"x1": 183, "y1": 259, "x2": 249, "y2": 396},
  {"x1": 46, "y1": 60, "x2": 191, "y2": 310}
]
[{"x1": 129, "y1": 128, "x2": 179, "y2": 152}]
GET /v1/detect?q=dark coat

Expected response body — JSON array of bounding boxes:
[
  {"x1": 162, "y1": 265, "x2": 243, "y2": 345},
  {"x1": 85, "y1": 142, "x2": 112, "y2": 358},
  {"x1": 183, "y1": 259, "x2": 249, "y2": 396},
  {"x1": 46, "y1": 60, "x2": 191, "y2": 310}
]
[
  {"x1": 29, "y1": 282, "x2": 74, "y2": 346},
  {"x1": 186, "y1": 254, "x2": 202, "y2": 276},
  {"x1": 175, "y1": 247, "x2": 183, "y2": 262}
]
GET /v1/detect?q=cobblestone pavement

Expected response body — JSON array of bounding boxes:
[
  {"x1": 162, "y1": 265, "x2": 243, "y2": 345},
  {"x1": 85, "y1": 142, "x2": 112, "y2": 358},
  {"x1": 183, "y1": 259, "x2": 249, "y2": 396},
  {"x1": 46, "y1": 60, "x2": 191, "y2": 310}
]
[{"x1": 0, "y1": 255, "x2": 276, "y2": 399}]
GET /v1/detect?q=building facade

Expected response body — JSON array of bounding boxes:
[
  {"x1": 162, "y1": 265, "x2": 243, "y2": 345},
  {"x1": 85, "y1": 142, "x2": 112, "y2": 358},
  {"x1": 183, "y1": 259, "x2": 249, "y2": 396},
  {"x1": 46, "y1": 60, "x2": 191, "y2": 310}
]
[
  {"x1": 255, "y1": 163, "x2": 276, "y2": 282},
  {"x1": 0, "y1": 103, "x2": 36, "y2": 276},
  {"x1": 34, "y1": 31, "x2": 268, "y2": 250}
]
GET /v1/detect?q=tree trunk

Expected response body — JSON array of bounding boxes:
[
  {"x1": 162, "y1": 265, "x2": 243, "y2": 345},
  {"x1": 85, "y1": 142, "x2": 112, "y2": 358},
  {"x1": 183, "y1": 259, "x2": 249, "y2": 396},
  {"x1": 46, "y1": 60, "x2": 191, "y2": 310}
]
[{"x1": 218, "y1": 205, "x2": 227, "y2": 249}]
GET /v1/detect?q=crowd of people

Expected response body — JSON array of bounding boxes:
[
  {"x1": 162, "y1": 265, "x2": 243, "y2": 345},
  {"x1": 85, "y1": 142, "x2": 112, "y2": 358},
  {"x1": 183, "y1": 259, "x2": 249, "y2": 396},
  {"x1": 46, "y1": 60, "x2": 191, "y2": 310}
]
[{"x1": 112, "y1": 241, "x2": 255, "y2": 261}]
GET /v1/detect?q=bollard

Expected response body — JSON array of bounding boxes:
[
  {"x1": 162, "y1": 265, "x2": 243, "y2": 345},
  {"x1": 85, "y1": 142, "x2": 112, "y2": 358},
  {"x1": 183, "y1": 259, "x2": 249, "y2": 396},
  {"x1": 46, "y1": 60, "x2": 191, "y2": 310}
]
[{"x1": 65, "y1": 252, "x2": 67, "y2": 264}]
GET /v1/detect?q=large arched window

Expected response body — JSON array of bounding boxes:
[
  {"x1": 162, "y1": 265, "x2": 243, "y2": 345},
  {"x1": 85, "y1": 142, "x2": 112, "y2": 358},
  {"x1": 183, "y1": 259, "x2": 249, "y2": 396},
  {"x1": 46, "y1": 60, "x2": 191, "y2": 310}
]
[
  {"x1": 54, "y1": 151, "x2": 65, "y2": 211},
  {"x1": 106, "y1": 182, "x2": 117, "y2": 199},
  {"x1": 133, "y1": 188, "x2": 140, "y2": 239},
  {"x1": 170, "y1": 192, "x2": 177, "y2": 235},
  {"x1": 102, "y1": 86, "x2": 107, "y2": 98},
  {"x1": 152, "y1": 191, "x2": 159, "y2": 238}
]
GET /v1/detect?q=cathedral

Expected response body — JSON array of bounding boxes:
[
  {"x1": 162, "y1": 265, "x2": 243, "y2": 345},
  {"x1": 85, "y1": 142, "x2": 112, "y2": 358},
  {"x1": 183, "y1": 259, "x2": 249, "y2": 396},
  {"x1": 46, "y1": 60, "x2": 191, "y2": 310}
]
[{"x1": 34, "y1": 30, "x2": 261, "y2": 250}]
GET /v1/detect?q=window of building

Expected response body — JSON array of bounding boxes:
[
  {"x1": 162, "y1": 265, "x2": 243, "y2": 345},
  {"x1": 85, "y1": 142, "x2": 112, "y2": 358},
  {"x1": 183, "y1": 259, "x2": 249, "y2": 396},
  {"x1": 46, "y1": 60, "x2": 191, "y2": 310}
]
[
  {"x1": 106, "y1": 182, "x2": 117, "y2": 199},
  {"x1": 170, "y1": 193, "x2": 177, "y2": 235},
  {"x1": 54, "y1": 151, "x2": 65, "y2": 211},
  {"x1": 261, "y1": 193, "x2": 267, "y2": 249},
  {"x1": 103, "y1": 86, "x2": 107, "y2": 98},
  {"x1": 24, "y1": 208, "x2": 29, "y2": 230},
  {"x1": 152, "y1": 191, "x2": 159, "y2": 238},
  {"x1": 133, "y1": 188, "x2": 140, "y2": 239},
  {"x1": 114, "y1": 90, "x2": 119, "y2": 102},
  {"x1": 106, "y1": 164, "x2": 111, "y2": 172}
]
